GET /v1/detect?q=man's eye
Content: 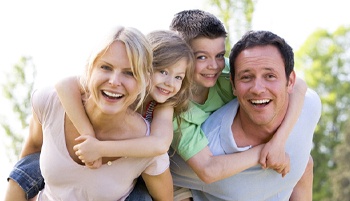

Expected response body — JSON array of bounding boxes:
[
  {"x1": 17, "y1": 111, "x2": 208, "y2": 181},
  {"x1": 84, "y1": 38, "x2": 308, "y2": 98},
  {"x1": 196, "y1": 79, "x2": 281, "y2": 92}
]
[
  {"x1": 241, "y1": 75, "x2": 251, "y2": 81},
  {"x1": 266, "y1": 74, "x2": 276, "y2": 80}
]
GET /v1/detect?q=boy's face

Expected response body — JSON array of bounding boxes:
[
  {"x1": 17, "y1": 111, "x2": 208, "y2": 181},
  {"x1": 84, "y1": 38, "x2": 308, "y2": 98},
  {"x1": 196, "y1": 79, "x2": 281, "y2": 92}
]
[{"x1": 190, "y1": 37, "x2": 226, "y2": 88}]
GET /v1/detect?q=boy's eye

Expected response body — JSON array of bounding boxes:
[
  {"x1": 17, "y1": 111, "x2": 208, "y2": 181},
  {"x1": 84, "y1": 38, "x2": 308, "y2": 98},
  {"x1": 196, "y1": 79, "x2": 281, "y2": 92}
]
[
  {"x1": 216, "y1": 53, "x2": 225, "y2": 59},
  {"x1": 197, "y1": 55, "x2": 206, "y2": 60}
]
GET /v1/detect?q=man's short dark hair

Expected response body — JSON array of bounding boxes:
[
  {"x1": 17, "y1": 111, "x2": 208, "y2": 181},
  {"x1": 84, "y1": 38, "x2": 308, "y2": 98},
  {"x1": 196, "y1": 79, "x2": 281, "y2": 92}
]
[{"x1": 229, "y1": 30, "x2": 294, "y2": 80}]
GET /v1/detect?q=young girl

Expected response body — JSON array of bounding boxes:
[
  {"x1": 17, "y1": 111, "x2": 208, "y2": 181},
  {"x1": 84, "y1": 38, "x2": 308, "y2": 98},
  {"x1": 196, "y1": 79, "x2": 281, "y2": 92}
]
[{"x1": 5, "y1": 26, "x2": 173, "y2": 201}]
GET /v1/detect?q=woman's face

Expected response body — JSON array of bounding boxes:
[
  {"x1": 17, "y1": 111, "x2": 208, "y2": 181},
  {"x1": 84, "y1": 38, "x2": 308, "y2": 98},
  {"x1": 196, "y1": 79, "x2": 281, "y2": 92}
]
[
  {"x1": 149, "y1": 58, "x2": 187, "y2": 103},
  {"x1": 190, "y1": 37, "x2": 226, "y2": 88},
  {"x1": 88, "y1": 41, "x2": 140, "y2": 114}
]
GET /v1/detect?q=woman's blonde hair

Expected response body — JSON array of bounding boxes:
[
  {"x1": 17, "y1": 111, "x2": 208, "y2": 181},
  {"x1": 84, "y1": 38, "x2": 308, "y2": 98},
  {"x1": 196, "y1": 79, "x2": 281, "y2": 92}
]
[{"x1": 81, "y1": 26, "x2": 153, "y2": 110}]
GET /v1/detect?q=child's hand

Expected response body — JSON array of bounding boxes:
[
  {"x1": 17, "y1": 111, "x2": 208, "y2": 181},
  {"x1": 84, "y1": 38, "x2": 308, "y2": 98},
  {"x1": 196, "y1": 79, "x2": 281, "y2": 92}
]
[
  {"x1": 85, "y1": 159, "x2": 102, "y2": 169},
  {"x1": 74, "y1": 135, "x2": 102, "y2": 168},
  {"x1": 259, "y1": 140, "x2": 290, "y2": 176},
  {"x1": 271, "y1": 153, "x2": 290, "y2": 177}
]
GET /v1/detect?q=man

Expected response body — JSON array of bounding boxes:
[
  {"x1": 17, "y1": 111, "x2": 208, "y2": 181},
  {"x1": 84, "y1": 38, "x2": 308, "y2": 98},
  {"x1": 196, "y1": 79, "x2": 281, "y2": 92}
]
[{"x1": 170, "y1": 30, "x2": 321, "y2": 200}]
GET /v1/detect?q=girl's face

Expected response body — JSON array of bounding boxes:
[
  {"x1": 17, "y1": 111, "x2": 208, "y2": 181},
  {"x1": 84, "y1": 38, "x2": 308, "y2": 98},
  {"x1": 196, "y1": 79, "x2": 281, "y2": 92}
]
[
  {"x1": 149, "y1": 58, "x2": 187, "y2": 103},
  {"x1": 88, "y1": 41, "x2": 140, "y2": 114},
  {"x1": 190, "y1": 37, "x2": 226, "y2": 88}
]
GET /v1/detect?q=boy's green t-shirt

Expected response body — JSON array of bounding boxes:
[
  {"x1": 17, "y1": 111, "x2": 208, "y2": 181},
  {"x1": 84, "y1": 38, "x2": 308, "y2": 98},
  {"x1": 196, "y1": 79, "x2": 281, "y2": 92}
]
[{"x1": 172, "y1": 62, "x2": 235, "y2": 161}]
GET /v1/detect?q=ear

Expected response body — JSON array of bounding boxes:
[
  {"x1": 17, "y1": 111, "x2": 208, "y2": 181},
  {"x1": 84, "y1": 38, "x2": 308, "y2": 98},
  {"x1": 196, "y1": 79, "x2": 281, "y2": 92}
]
[
  {"x1": 287, "y1": 71, "x2": 296, "y2": 93},
  {"x1": 230, "y1": 74, "x2": 237, "y2": 96}
]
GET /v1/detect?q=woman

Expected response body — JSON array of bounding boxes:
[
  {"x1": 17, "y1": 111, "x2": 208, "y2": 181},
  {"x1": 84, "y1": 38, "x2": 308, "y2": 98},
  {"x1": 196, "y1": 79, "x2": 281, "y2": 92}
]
[{"x1": 5, "y1": 26, "x2": 172, "y2": 201}]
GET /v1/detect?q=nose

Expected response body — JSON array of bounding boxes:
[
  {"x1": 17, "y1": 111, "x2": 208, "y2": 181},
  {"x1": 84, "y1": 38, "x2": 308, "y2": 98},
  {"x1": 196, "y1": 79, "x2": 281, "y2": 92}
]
[
  {"x1": 164, "y1": 76, "x2": 174, "y2": 87},
  {"x1": 250, "y1": 79, "x2": 266, "y2": 94},
  {"x1": 109, "y1": 73, "x2": 121, "y2": 86},
  {"x1": 208, "y1": 59, "x2": 219, "y2": 70}
]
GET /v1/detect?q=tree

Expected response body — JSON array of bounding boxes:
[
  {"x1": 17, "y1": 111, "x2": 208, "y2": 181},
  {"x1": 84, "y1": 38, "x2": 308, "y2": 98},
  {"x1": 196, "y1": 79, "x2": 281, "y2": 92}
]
[
  {"x1": 330, "y1": 118, "x2": 350, "y2": 201},
  {"x1": 295, "y1": 26, "x2": 350, "y2": 200},
  {"x1": 1, "y1": 56, "x2": 36, "y2": 161},
  {"x1": 206, "y1": 0, "x2": 257, "y2": 55}
]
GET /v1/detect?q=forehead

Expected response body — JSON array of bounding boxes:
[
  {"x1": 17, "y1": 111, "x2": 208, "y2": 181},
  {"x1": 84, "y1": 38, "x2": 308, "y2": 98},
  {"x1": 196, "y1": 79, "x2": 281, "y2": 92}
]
[
  {"x1": 235, "y1": 45, "x2": 284, "y2": 73},
  {"x1": 99, "y1": 41, "x2": 130, "y2": 66},
  {"x1": 190, "y1": 37, "x2": 225, "y2": 54}
]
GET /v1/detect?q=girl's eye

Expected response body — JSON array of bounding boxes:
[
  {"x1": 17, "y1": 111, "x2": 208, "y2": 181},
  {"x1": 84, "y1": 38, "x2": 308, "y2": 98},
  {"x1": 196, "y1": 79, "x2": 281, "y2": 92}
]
[
  {"x1": 175, "y1": 76, "x2": 183, "y2": 80},
  {"x1": 160, "y1": 70, "x2": 168, "y2": 75}
]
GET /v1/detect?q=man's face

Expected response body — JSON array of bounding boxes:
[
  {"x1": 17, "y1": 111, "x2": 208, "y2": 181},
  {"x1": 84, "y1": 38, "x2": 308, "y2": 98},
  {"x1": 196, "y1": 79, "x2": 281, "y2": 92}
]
[{"x1": 233, "y1": 45, "x2": 295, "y2": 128}]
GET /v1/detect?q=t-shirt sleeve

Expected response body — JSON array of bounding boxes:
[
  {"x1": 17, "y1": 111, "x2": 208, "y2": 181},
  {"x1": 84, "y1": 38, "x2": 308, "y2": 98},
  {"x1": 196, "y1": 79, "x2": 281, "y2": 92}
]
[
  {"x1": 174, "y1": 120, "x2": 209, "y2": 161},
  {"x1": 143, "y1": 153, "x2": 170, "y2": 176},
  {"x1": 31, "y1": 86, "x2": 56, "y2": 124},
  {"x1": 172, "y1": 104, "x2": 209, "y2": 161}
]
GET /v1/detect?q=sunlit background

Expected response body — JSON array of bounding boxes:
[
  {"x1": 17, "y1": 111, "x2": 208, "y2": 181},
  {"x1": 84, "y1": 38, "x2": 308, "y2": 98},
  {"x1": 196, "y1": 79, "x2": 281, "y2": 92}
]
[{"x1": 1, "y1": 0, "x2": 349, "y2": 199}]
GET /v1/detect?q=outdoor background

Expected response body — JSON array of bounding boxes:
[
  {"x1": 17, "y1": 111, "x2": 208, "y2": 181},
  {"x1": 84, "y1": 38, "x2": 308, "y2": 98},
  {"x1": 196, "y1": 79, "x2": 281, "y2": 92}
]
[{"x1": 1, "y1": 0, "x2": 349, "y2": 200}]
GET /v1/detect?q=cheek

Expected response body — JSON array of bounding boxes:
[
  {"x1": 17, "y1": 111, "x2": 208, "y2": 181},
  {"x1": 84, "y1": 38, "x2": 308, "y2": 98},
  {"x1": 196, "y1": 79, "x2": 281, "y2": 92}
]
[
  {"x1": 218, "y1": 60, "x2": 225, "y2": 70},
  {"x1": 174, "y1": 82, "x2": 183, "y2": 94},
  {"x1": 194, "y1": 62, "x2": 205, "y2": 74}
]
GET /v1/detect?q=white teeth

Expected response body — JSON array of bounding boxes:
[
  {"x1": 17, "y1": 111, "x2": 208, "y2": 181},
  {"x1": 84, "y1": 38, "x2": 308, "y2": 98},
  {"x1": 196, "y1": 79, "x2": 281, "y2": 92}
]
[
  {"x1": 202, "y1": 74, "x2": 215, "y2": 78},
  {"x1": 158, "y1": 87, "x2": 170, "y2": 94},
  {"x1": 103, "y1": 91, "x2": 122, "y2": 98},
  {"x1": 251, "y1": 99, "x2": 270, "y2": 104}
]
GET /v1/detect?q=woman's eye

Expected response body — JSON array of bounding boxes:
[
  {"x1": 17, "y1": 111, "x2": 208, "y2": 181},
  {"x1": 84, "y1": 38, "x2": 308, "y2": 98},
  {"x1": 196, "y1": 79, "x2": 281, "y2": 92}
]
[
  {"x1": 125, "y1": 71, "x2": 134, "y2": 76},
  {"x1": 101, "y1": 65, "x2": 112, "y2": 70}
]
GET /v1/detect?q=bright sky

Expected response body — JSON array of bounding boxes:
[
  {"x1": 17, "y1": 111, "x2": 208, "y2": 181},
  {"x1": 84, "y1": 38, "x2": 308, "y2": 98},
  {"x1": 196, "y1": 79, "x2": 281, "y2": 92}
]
[{"x1": 0, "y1": 0, "x2": 349, "y2": 199}]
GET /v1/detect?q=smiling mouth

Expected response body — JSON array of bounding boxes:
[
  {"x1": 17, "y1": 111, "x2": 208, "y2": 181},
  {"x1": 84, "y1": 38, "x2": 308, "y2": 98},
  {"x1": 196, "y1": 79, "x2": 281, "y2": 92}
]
[
  {"x1": 157, "y1": 87, "x2": 170, "y2": 94},
  {"x1": 201, "y1": 73, "x2": 217, "y2": 78},
  {"x1": 250, "y1": 99, "x2": 271, "y2": 106},
  {"x1": 102, "y1": 90, "x2": 124, "y2": 100}
]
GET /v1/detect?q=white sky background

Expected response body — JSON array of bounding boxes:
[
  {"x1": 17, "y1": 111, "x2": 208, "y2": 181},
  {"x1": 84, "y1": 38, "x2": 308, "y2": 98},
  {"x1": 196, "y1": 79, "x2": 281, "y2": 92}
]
[{"x1": 0, "y1": 0, "x2": 349, "y2": 199}]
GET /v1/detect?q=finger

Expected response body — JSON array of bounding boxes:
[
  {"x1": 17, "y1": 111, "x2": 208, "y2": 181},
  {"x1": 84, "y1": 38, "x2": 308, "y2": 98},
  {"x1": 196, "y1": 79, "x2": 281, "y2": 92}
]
[
  {"x1": 73, "y1": 144, "x2": 79, "y2": 151},
  {"x1": 75, "y1": 135, "x2": 87, "y2": 142},
  {"x1": 259, "y1": 154, "x2": 268, "y2": 168}
]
